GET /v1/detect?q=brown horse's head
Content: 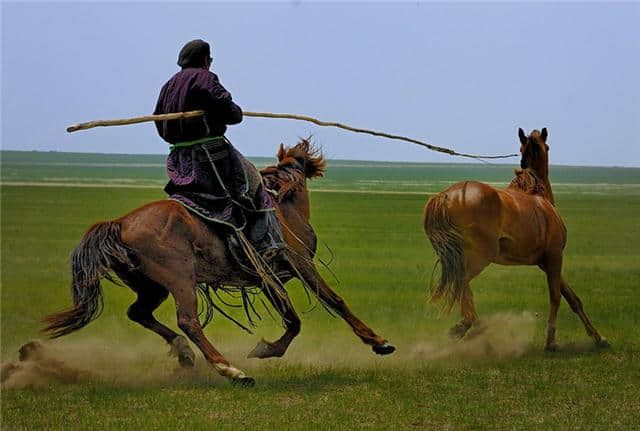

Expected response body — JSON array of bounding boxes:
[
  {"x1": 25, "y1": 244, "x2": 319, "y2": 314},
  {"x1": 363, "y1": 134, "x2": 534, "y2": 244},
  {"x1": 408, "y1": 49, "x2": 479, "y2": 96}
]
[
  {"x1": 514, "y1": 127, "x2": 554, "y2": 204},
  {"x1": 518, "y1": 127, "x2": 549, "y2": 170},
  {"x1": 275, "y1": 138, "x2": 327, "y2": 179},
  {"x1": 261, "y1": 138, "x2": 326, "y2": 206}
]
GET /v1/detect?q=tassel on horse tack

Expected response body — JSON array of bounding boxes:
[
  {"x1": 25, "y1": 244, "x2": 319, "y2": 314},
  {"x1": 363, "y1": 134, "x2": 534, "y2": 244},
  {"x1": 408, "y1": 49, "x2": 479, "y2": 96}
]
[{"x1": 235, "y1": 230, "x2": 289, "y2": 303}]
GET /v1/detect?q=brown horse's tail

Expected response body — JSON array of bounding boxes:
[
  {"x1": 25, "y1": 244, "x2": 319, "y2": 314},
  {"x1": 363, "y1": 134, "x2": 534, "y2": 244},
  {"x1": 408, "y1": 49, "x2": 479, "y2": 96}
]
[
  {"x1": 42, "y1": 221, "x2": 134, "y2": 338},
  {"x1": 424, "y1": 193, "x2": 466, "y2": 312}
]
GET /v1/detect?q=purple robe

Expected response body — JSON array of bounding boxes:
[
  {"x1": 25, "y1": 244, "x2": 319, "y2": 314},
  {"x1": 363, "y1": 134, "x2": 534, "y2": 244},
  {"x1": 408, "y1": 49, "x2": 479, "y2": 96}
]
[
  {"x1": 164, "y1": 138, "x2": 275, "y2": 230},
  {"x1": 154, "y1": 69, "x2": 275, "y2": 230},
  {"x1": 154, "y1": 68, "x2": 242, "y2": 143}
]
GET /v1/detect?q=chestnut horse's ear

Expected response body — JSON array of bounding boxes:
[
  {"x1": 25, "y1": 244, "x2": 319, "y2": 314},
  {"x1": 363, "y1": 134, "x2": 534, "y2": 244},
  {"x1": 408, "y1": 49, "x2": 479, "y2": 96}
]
[
  {"x1": 276, "y1": 143, "x2": 286, "y2": 161},
  {"x1": 540, "y1": 127, "x2": 548, "y2": 141},
  {"x1": 518, "y1": 128, "x2": 527, "y2": 144}
]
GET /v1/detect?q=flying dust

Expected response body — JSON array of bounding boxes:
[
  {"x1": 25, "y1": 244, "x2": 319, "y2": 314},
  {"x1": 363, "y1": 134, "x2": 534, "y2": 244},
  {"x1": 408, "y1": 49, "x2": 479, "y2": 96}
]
[
  {"x1": 409, "y1": 311, "x2": 536, "y2": 360},
  {"x1": 1, "y1": 312, "x2": 536, "y2": 389}
]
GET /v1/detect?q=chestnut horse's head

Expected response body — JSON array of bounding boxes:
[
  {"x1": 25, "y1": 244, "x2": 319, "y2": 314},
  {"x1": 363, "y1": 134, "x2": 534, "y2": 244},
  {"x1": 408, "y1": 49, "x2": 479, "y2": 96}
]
[
  {"x1": 275, "y1": 138, "x2": 327, "y2": 179},
  {"x1": 260, "y1": 138, "x2": 326, "y2": 206},
  {"x1": 518, "y1": 127, "x2": 549, "y2": 170}
]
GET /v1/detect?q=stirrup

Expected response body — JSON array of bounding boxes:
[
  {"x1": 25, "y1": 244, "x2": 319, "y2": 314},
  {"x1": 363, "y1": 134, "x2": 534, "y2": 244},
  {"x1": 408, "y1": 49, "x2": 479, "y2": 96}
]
[{"x1": 259, "y1": 245, "x2": 285, "y2": 263}]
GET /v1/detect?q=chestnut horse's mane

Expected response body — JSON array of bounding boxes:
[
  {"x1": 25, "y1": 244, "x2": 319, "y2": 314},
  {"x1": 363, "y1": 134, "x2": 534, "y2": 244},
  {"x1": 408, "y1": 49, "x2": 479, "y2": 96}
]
[
  {"x1": 260, "y1": 138, "x2": 326, "y2": 202},
  {"x1": 508, "y1": 169, "x2": 548, "y2": 197}
]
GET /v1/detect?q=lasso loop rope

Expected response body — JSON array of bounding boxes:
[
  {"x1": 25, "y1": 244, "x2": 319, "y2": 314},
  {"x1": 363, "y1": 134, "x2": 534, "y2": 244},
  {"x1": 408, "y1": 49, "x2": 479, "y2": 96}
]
[{"x1": 66, "y1": 110, "x2": 518, "y2": 160}]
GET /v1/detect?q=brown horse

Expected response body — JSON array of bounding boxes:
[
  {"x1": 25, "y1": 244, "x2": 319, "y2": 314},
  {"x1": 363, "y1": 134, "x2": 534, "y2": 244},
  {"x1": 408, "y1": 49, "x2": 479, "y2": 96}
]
[
  {"x1": 43, "y1": 139, "x2": 394, "y2": 386},
  {"x1": 424, "y1": 128, "x2": 609, "y2": 351}
]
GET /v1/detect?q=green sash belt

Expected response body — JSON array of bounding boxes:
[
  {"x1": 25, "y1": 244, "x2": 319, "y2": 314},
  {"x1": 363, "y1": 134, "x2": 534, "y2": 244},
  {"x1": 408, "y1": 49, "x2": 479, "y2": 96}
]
[{"x1": 169, "y1": 136, "x2": 225, "y2": 151}]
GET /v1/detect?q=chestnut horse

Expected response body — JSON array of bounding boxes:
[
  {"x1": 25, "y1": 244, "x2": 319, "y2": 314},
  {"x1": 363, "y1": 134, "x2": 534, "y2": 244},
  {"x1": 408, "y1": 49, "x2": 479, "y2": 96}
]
[
  {"x1": 43, "y1": 139, "x2": 394, "y2": 386},
  {"x1": 424, "y1": 128, "x2": 608, "y2": 350}
]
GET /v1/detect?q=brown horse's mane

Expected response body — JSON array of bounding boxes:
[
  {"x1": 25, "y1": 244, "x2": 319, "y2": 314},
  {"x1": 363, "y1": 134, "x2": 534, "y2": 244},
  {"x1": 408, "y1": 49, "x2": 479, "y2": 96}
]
[
  {"x1": 260, "y1": 138, "x2": 326, "y2": 202},
  {"x1": 508, "y1": 168, "x2": 548, "y2": 197}
]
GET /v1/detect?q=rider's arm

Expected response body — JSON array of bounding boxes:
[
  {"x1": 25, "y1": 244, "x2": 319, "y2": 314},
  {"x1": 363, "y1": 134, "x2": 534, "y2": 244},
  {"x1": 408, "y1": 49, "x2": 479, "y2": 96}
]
[
  {"x1": 200, "y1": 72, "x2": 243, "y2": 125},
  {"x1": 153, "y1": 84, "x2": 171, "y2": 142}
]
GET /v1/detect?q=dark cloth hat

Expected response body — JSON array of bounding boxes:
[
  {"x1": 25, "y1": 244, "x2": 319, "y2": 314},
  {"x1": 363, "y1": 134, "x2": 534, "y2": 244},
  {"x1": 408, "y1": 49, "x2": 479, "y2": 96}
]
[{"x1": 177, "y1": 39, "x2": 211, "y2": 68}]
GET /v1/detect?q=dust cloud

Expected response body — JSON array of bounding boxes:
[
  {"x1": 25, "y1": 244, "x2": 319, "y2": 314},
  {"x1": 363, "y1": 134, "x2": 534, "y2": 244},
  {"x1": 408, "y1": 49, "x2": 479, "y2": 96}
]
[
  {"x1": 1, "y1": 338, "x2": 221, "y2": 390},
  {"x1": 409, "y1": 311, "x2": 536, "y2": 361},
  {"x1": 1, "y1": 312, "x2": 536, "y2": 389}
]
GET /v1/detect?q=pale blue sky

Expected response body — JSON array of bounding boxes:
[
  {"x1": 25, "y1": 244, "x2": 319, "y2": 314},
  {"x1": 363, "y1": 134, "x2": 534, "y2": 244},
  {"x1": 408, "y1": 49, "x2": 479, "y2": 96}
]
[{"x1": 2, "y1": 1, "x2": 639, "y2": 166}]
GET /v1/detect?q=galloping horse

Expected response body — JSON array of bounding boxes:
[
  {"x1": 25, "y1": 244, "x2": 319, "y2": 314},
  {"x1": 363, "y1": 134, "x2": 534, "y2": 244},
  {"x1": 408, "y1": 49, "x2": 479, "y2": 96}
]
[
  {"x1": 424, "y1": 128, "x2": 608, "y2": 350},
  {"x1": 43, "y1": 139, "x2": 394, "y2": 386}
]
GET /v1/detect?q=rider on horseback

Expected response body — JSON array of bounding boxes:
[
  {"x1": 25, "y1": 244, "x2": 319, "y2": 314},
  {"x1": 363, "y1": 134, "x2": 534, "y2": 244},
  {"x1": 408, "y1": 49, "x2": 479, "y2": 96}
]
[{"x1": 154, "y1": 39, "x2": 285, "y2": 262}]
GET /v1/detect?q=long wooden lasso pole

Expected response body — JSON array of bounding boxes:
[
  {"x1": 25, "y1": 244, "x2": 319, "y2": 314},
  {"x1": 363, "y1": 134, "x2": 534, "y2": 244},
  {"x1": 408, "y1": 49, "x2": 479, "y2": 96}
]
[{"x1": 66, "y1": 110, "x2": 517, "y2": 160}]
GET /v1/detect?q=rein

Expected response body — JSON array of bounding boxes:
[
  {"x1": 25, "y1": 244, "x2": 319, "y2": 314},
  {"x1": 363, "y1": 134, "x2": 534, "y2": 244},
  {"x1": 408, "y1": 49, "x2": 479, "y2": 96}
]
[
  {"x1": 261, "y1": 161, "x2": 307, "y2": 203},
  {"x1": 261, "y1": 155, "x2": 340, "y2": 281}
]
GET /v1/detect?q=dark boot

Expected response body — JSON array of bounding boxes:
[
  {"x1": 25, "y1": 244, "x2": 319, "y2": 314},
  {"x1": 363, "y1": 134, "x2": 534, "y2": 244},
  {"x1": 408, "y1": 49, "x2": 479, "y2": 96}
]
[{"x1": 249, "y1": 211, "x2": 286, "y2": 262}]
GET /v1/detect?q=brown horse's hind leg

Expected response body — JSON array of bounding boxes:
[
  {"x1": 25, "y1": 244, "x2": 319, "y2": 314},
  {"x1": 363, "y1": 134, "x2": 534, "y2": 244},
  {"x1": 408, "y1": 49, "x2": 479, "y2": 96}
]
[
  {"x1": 450, "y1": 250, "x2": 488, "y2": 339},
  {"x1": 449, "y1": 285, "x2": 479, "y2": 339},
  {"x1": 125, "y1": 278, "x2": 195, "y2": 368},
  {"x1": 247, "y1": 287, "x2": 301, "y2": 359},
  {"x1": 560, "y1": 278, "x2": 609, "y2": 348},
  {"x1": 170, "y1": 284, "x2": 255, "y2": 386},
  {"x1": 542, "y1": 258, "x2": 563, "y2": 351},
  {"x1": 291, "y1": 256, "x2": 395, "y2": 355}
]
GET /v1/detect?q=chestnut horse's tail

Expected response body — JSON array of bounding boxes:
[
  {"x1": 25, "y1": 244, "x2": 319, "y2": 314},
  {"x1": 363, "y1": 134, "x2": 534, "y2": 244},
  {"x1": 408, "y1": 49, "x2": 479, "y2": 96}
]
[
  {"x1": 424, "y1": 193, "x2": 466, "y2": 312},
  {"x1": 42, "y1": 221, "x2": 134, "y2": 338}
]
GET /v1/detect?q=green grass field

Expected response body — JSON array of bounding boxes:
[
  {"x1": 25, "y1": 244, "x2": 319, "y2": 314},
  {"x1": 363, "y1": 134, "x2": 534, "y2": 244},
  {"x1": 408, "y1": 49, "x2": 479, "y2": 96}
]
[{"x1": 1, "y1": 151, "x2": 639, "y2": 430}]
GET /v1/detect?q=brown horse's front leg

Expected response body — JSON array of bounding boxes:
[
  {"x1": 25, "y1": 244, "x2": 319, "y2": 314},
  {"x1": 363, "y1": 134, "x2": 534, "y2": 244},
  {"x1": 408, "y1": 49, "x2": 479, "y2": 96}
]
[
  {"x1": 170, "y1": 283, "x2": 256, "y2": 386},
  {"x1": 291, "y1": 256, "x2": 395, "y2": 355},
  {"x1": 247, "y1": 286, "x2": 301, "y2": 359}
]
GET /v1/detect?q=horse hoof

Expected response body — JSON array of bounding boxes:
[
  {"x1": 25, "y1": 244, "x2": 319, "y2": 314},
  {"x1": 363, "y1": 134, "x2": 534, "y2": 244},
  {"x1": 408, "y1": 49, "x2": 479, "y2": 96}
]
[
  {"x1": 544, "y1": 343, "x2": 559, "y2": 352},
  {"x1": 597, "y1": 338, "x2": 611, "y2": 349},
  {"x1": 170, "y1": 336, "x2": 195, "y2": 368},
  {"x1": 231, "y1": 376, "x2": 256, "y2": 388},
  {"x1": 247, "y1": 339, "x2": 271, "y2": 359},
  {"x1": 18, "y1": 340, "x2": 45, "y2": 361},
  {"x1": 449, "y1": 322, "x2": 471, "y2": 340},
  {"x1": 247, "y1": 339, "x2": 281, "y2": 359},
  {"x1": 178, "y1": 351, "x2": 195, "y2": 368},
  {"x1": 372, "y1": 342, "x2": 396, "y2": 355}
]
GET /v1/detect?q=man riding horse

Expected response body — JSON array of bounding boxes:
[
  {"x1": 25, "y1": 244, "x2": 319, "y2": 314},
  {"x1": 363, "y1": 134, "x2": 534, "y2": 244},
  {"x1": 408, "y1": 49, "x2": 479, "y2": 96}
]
[{"x1": 154, "y1": 39, "x2": 284, "y2": 262}]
